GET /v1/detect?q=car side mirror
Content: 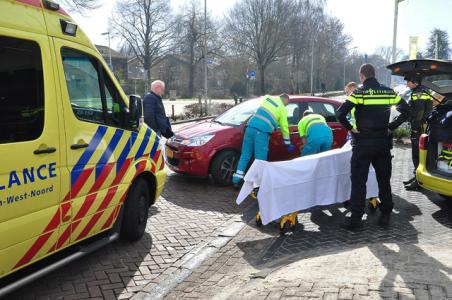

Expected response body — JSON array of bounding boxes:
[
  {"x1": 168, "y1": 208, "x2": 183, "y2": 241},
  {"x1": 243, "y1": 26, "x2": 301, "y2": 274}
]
[{"x1": 128, "y1": 95, "x2": 143, "y2": 129}]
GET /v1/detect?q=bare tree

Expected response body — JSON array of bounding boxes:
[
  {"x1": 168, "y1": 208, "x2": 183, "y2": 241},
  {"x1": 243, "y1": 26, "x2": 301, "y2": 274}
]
[
  {"x1": 286, "y1": 0, "x2": 325, "y2": 93},
  {"x1": 59, "y1": 0, "x2": 101, "y2": 13},
  {"x1": 375, "y1": 46, "x2": 405, "y2": 64},
  {"x1": 174, "y1": 1, "x2": 223, "y2": 97},
  {"x1": 225, "y1": 0, "x2": 294, "y2": 95},
  {"x1": 112, "y1": 0, "x2": 174, "y2": 89}
]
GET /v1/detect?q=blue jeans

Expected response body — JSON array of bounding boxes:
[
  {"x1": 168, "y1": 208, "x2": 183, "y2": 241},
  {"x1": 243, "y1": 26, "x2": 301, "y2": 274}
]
[
  {"x1": 301, "y1": 124, "x2": 333, "y2": 156},
  {"x1": 236, "y1": 126, "x2": 270, "y2": 173}
]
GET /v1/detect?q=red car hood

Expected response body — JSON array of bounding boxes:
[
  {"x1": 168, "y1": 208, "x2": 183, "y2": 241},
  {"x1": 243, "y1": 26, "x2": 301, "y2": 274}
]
[{"x1": 175, "y1": 120, "x2": 233, "y2": 139}]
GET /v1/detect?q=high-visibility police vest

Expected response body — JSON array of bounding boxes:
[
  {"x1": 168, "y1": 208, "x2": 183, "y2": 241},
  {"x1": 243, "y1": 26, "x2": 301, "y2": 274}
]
[
  {"x1": 347, "y1": 86, "x2": 402, "y2": 138},
  {"x1": 298, "y1": 113, "x2": 327, "y2": 138},
  {"x1": 411, "y1": 91, "x2": 433, "y2": 101},
  {"x1": 248, "y1": 95, "x2": 290, "y2": 144}
]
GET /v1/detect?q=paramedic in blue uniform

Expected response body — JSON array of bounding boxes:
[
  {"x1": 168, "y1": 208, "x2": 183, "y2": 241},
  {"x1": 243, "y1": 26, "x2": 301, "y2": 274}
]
[
  {"x1": 298, "y1": 110, "x2": 333, "y2": 156},
  {"x1": 232, "y1": 94, "x2": 294, "y2": 187}
]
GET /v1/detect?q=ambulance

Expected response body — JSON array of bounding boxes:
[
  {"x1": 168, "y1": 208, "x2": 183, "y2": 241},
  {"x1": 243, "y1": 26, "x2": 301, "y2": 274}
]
[{"x1": 0, "y1": 0, "x2": 166, "y2": 294}]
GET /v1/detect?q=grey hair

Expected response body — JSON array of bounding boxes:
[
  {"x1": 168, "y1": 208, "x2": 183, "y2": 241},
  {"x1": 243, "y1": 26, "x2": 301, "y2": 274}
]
[{"x1": 151, "y1": 80, "x2": 165, "y2": 90}]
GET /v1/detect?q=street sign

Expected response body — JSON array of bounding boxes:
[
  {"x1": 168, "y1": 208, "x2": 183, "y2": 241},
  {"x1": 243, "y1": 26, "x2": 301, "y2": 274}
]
[{"x1": 247, "y1": 70, "x2": 256, "y2": 79}]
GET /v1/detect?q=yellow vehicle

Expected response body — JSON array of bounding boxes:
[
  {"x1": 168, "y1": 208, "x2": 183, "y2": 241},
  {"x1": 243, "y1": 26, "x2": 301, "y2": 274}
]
[
  {"x1": 388, "y1": 59, "x2": 452, "y2": 199},
  {"x1": 0, "y1": 0, "x2": 166, "y2": 294}
]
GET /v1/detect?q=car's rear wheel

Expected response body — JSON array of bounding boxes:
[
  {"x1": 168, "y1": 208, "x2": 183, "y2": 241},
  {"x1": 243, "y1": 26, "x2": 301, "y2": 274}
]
[
  {"x1": 120, "y1": 178, "x2": 150, "y2": 241},
  {"x1": 211, "y1": 150, "x2": 239, "y2": 186}
]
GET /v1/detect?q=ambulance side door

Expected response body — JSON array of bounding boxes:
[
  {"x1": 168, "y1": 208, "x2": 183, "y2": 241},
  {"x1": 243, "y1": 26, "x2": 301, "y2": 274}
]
[
  {"x1": 0, "y1": 33, "x2": 63, "y2": 275},
  {"x1": 52, "y1": 38, "x2": 131, "y2": 247}
]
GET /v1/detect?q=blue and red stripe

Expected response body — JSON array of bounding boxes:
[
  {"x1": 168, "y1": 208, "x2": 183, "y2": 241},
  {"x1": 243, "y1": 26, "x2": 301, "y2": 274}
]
[
  {"x1": 117, "y1": 132, "x2": 138, "y2": 173},
  {"x1": 71, "y1": 126, "x2": 107, "y2": 187},
  {"x1": 135, "y1": 128, "x2": 151, "y2": 160},
  {"x1": 95, "y1": 129, "x2": 123, "y2": 179}
]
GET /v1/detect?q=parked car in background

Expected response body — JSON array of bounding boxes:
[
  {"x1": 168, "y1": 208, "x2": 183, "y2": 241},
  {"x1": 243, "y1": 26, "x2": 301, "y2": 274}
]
[
  {"x1": 165, "y1": 96, "x2": 348, "y2": 186},
  {"x1": 388, "y1": 59, "x2": 452, "y2": 200}
]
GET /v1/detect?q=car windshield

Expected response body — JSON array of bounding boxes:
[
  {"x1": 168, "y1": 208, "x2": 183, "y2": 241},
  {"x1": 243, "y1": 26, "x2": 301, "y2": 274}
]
[{"x1": 214, "y1": 99, "x2": 260, "y2": 126}]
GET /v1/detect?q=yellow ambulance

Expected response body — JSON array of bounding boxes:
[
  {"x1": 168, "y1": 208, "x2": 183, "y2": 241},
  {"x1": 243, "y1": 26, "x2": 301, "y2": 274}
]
[{"x1": 0, "y1": 0, "x2": 166, "y2": 293}]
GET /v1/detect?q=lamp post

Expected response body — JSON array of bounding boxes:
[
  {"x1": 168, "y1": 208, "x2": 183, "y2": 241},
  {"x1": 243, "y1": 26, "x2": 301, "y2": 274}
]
[
  {"x1": 391, "y1": 0, "x2": 404, "y2": 86},
  {"x1": 101, "y1": 31, "x2": 112, "y2": 70},
  {"x1": 343, "y1": 46, "x2": 358, "y2": 88},
  {"x1": 203, "y1": 0, "x2": 208, "y2": 102},
  {"x1": 310, "y1": 40, "x2": 314, "y2": 96}
]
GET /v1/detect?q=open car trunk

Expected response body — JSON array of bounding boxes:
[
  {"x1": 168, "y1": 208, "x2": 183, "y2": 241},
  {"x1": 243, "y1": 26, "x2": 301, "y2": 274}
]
[{"x1": 388, "y1": 59, "x2": 452, "y2": 178}]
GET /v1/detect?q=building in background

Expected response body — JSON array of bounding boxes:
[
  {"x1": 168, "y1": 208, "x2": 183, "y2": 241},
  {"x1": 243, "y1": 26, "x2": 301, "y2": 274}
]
[{"x1": 96, "y1": 45, "x2": 128, "y2": 80}]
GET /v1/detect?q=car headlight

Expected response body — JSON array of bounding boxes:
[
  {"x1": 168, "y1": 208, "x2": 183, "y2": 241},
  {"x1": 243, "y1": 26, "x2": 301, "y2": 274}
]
[{"x1": 182, "y1": 134, "x2": 215, "y2": 146}]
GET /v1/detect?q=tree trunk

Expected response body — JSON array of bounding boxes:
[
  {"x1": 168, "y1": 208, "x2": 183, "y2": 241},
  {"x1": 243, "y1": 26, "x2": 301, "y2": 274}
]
[
  {"x1": 188, "y1": 44, "x2": 195, "y2": 97},
  {"x1": 259, "y1": 65, "x2": 266, "y2": 95}
]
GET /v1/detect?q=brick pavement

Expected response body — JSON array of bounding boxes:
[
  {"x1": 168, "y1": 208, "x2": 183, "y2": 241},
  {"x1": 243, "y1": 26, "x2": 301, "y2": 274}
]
[
  {"x1": 166, "y1": 146, "x2": 452, "y2": 300},
  {"x1": 6, "y1": 172, "x2": 251, "y2": 300}
]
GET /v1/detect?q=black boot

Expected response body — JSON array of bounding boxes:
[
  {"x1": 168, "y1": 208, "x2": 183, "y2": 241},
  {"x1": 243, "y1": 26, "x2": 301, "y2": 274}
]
[
  {"x1": 378, "y1": 212, "x2": 391, "y2": 227},
  {"x1": 403, "y1": 176, "x2": 416, "y2": 185},
  {"x1": 341, "y1": 215, "x2": 364, "y2": 231},
  {"x1": 405, "y1": 180, "x2": 421, "y2": 191}
]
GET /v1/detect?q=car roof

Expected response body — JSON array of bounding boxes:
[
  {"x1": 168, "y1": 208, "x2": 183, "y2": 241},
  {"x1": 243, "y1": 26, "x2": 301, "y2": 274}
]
[
  {"x1": 249, "y1": 95, "x2": 343, "y2": 105},
  {"x1": 289, "y1": 95, "x2": 342, "y2": 104}
]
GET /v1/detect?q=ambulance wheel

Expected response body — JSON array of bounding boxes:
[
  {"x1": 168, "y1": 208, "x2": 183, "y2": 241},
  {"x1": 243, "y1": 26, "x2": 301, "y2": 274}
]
[
  {"x1": 211, "y1": 150, "x2": 239, "y2": 186},
  {"x1": 121, "y1": 178, "x2": 150, "y2": 241}
]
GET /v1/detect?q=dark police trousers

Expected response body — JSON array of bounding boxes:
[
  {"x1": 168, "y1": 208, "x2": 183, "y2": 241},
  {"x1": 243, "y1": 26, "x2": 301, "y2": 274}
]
[
  {"x1": 410, "y1": 128, "x2": 421, "y2": 174},
  {"x1": 350, "y1": 143, "x2": 393, "y2": 217}
]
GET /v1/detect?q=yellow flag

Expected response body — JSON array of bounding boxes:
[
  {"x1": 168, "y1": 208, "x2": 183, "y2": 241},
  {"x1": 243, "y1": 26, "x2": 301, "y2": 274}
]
[{"x1": 409, "y1": 36, "x2": 419, "y2": 60}]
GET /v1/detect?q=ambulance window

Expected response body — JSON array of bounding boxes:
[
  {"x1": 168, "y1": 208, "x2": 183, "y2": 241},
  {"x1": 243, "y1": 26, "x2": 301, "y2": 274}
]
[
  {"x1": 0, "y1": 36, "x2": 44, "y2": 144},
  {"x1": 61, "y1": 49, "x2": 105, "y2": 124},
  {"x1": 102, "y1": 68, "x2": 125, "y2": 127}
]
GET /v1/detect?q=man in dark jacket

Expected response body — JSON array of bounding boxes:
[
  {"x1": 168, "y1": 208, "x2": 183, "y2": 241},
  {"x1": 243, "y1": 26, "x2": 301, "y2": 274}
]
[
  {"x1": 402, "y1": 75, "x2": 433, "y2": 190},
  {"x1": 143, "y1": 80, "x2": 174, "y2": 138},
  {"x1": 336, "y1": 64, "x2": 410, "y2": 230}
]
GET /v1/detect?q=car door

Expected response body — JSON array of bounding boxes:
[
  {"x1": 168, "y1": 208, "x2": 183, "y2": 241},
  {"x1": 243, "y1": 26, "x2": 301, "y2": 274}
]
[
  {"x1": 53, "y1": 39, "x2": 133, "y2": 248},
  {"x1": 268, "y1": 102, "x2": 306, "y2": 161},
  {"x1": 0, "y1": 33, "x2": 63, "y2": 275},
  {"x1": 306, "y1": 101, "x2": 348, "y2": 148}
]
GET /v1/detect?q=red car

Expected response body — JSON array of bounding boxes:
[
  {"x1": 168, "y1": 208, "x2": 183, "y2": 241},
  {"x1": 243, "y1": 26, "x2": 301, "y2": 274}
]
[{"x1": 165, "y1": 96, "x2": 348, "y2": 186}]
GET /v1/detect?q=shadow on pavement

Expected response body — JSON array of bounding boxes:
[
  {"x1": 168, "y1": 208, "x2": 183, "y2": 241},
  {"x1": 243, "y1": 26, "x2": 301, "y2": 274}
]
[
  {"x1": 236, "y1": 194, "x2": 452, "y2": 298},
  {"x1": 5, "y1": 231, "x2": 153, "y2": 300}
]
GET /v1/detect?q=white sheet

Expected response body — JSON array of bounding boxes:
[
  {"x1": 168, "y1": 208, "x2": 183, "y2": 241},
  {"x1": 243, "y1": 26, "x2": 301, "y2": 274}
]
[{"x1": 236, "y1": 142, "x2": 379, "y2": 225}]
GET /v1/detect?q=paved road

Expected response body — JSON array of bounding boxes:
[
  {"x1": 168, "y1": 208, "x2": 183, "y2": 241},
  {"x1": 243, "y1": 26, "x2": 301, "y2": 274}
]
[
  {"x1": 6, "y1": 172, "x2": 251, "y2": 300},
  {"x1": 166, "y1": 145, "x2": 452, "y2": 300}
]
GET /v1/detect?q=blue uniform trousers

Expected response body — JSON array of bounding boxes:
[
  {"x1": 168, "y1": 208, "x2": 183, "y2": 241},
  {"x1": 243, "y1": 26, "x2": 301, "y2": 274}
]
[
  {"x1": 236, "y1": 126, "x2": 270, "y2": 173},
  {"x1": 301, "y1": 124, "x2": 333, "y2": 156}
]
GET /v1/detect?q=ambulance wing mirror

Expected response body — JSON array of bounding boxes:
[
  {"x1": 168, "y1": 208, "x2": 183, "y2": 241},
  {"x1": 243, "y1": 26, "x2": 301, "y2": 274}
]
[{"x1": 128, "y1": 95, "x2": 143, "y2": 129}]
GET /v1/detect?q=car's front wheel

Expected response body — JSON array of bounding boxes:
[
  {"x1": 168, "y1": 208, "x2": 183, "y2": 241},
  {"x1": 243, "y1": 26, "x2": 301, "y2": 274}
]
[
  {"x1": 120, "y1": 178, "x2": 150, "y2": 241},
  {"x1": 211, "y1": 150, "x2": 239, "y2": 186}
]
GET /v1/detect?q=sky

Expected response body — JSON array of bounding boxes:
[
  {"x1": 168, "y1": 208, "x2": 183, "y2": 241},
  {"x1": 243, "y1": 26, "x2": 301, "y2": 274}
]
[{"x1": 71, "y1": 0, "x2": 452, "y2": 57}]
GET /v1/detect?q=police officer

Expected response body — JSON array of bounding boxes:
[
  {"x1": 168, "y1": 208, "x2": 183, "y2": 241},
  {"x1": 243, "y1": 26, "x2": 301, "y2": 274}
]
[
  {"x1": 298, "y1": 110, "x2": 333, "y2": 156},
  {"x1": 337, "y1": 64, "x2": 410, "y2": 230},
  {"x1": 232, "y1": 94, "x2": 295, "y2": 186},
  {"x1": 402, "y1": 75, "x2": 433, "y2": 191}
]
